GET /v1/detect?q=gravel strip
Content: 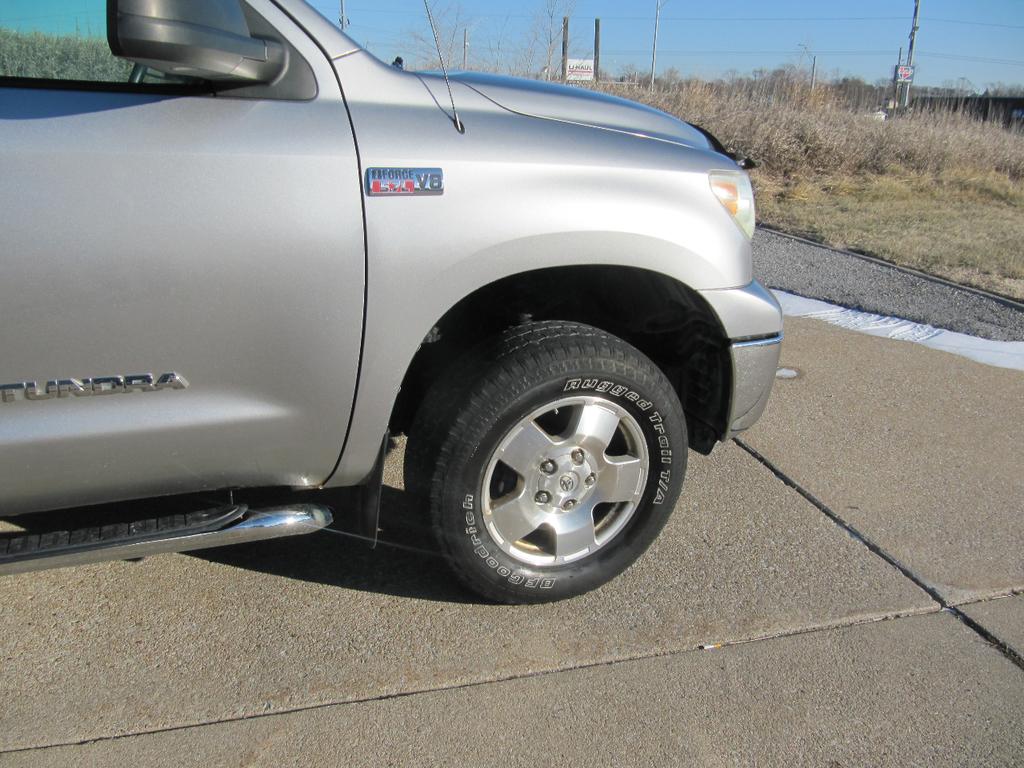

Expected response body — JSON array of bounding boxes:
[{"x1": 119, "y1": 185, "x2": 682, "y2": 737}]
[{"x1": 753, "y1": 229, "x2": 1024, "y2": 342}]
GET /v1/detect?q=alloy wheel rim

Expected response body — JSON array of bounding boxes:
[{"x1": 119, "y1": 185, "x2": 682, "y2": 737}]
[{"x1": 481, "y1": 396, "x2": 649, "y2": 567}]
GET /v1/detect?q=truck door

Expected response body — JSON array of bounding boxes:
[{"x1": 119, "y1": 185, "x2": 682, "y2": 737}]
[{"x1": 0, "y1": 0, "x2": 364, "y2": 514}]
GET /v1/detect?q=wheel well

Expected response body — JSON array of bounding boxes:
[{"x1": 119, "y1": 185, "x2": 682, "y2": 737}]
[{"x1": 390, "y1": 266, "x2": 732, "y2": 454}]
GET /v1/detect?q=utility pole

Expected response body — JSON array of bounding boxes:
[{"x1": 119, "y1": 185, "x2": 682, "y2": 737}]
[
  {"x1": 463, "y1": 28, "x2": 469, "y2": 69},
  {"x1": 594, "y1": 18, "x2": 601, "y2": 83},
  {"x1": 810, "y1": 56, "x2": 817, "y2": 92},
  {"x1": 892, "y1": 46, "x2": 903, "y2": 115},
  {"x1": 561, "y1": 16, "x2": 569, "y2": 83},
  {"x1": 902, "y1": 0, "x2": 921, "y2": 108},
  {"x1": 650, "y1": 0, "x2": 666, "y2": 92},
  {"x1": 339, "y1": 0, "x2": 348, "y2": 29}
]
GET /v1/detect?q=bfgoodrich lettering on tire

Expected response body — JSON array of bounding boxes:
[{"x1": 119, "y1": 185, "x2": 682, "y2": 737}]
[{"x1": 406, "y1": 321, "x2": 687, "y2": 603}]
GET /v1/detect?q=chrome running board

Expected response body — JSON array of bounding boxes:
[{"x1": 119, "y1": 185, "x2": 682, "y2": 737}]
[{"x1": 0, "y1": 504, "x2": 333, "y2": 576}]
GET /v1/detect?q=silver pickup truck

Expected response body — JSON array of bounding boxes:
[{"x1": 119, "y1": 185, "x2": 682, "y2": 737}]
[{"x1": 0, "y1": 0, "x2": 782, "y2": 602}]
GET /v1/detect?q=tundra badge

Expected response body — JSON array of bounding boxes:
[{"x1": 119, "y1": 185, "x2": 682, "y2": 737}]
[{"x1": 0, "y1": 373, "x2": 190, "y2": 403}]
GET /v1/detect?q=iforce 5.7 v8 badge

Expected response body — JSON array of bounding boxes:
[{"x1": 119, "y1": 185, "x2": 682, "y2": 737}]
[{"x1": 365, "y1": 168, "x2": 444, "y2": 197}]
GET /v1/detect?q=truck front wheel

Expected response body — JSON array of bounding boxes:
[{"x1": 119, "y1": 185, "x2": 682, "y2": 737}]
[{"x1": 405, "y1": 321, "x2": 687, "y2": 603}]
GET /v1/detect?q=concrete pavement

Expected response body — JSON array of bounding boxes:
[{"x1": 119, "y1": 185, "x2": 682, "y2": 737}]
[
  {"x1": 7, "y1": 613, "x2": 1023, "y2": 768},
  {"x1": 741, "y1": 317, "x2": 1024, "y2": 605},
  {"x1": 0, "y1": 439, "x2": 931, "y2": 752},
  {"x1": 1, "y1": 318, "x2": 1021, "y2": 764}
]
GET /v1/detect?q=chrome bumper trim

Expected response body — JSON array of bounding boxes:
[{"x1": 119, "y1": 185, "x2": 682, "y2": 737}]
[
  {"x1": 726, "y1": 333, "x2": 784, "y2": 437},
  {"x1": 732, "y1": 333, "x2": 784, "y2": 349}
]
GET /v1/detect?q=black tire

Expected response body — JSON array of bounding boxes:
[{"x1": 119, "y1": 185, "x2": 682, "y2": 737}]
[{"x1": 405, "y1": 321, "x2": 688, "y2": 603}]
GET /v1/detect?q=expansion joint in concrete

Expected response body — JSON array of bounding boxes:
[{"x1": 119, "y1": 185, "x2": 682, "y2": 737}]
[{"x1": 734, "y1": 438, "x2": 1024, "y2": 674}]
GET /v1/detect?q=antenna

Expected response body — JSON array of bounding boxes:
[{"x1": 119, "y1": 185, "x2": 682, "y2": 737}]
[{"x1": 423, "y1": 0, "x2": 465, "y2": 134}]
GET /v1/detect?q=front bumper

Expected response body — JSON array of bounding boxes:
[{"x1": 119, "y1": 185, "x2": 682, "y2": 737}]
[
  {"x1": 726, "y1": 335, "x2": 783, "y2": 436},
  {"x1": 698, "y1": 280, "x2": 784, "y2": 438}
]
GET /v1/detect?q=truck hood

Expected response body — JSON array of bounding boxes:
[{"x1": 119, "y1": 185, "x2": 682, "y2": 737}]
[{"x1": 443, "y1": 72, "x2": 714, "y2": 151}]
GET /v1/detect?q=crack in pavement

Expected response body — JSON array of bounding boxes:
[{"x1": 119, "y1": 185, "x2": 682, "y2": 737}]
[
  {"x1": 960, "y1": 588, "x2": 1024, "y2": 605},
  {"x1": 0, "y1": 606, "x2": 943, "y2": 756},
  {"x1": 735, "y1": 438, "x2": 1024, "y2": 674}
]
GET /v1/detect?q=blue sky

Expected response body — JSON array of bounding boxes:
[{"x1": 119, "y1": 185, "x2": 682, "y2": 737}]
[
  {"x1": 3, "y1": 0, "x2": 1023, "y2": 88},
  {"x1": 2, "y1": 1, "x2": 108, "y2": 37},
  {"x1": 311, "y1": 0, "x2": 1024, "y2": 89}
]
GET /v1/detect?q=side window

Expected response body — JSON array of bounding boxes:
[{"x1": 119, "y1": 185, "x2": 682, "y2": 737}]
[{"x1": 0, "y1": 0, "x2": 200, "y2": 87}]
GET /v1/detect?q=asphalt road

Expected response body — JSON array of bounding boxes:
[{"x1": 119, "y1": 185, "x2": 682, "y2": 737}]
[{"x1": 753, "y1": 229, "x2": 1024, "y2": 342}]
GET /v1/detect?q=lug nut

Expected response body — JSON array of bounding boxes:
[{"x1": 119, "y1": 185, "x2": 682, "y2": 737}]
[
  {"x1": 585, "y1": 474, "x2": 597, "y2": 487},
  {"x1": 535, "y1": 491, "x2": 552, "y2": 505},
  {"x1": 571, "y1": 449, "x2": 585, "y2": 465},
  {"x1": 563, "y1": 499, "x2": 577, "y2": 511},
  {"x1": 540, "y1": 459, "x2": 557, "y2": 475}
]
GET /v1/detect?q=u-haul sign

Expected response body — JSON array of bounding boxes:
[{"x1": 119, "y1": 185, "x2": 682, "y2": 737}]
[{"x1": 567, "y1": 59, "x2": 595, "y2": 82}]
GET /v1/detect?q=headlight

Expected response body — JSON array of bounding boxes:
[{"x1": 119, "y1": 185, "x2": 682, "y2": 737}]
[{"x1": 709, "y1": 171, "x2": 756, "y2": 240}]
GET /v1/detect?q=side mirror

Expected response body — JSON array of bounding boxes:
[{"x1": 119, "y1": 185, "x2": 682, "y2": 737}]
[{"x1": 107, "y1": 0, "x2": 284, "y2": 83}]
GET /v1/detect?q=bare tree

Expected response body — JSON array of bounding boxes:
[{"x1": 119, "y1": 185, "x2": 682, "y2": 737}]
[
  {"x1": 396, "y1": 0, "x2": 591, "y2": 78},
  {"x1": 407, "y1": 1, "x2": 474, "y2": 70},
  {"x1": 513, "y1": 11, "x2": 546, "y2": 75},
  {"x1": 486, "y1": 14, "x2": 513, "y2": 74},
  {"x1": 536, "y1": 0, "x2": 578, "y2": 80}
]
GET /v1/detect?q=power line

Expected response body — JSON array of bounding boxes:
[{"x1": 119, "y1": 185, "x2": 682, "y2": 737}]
[
  {"x1": 9, "y1": 6, "x2": 1023, "y2": 31},
  {"x1": 917, "y1": 51, "x2": 1024, "y2": 67},
  {"x1": 625, "y1": 15, "x2": 909, "y2": 22},
  {"x1": 513, "y1": 48, "x2": 1024, "y2": 69},
  {"x1": 925, "y1": 17, "x2": 1024, "y2": 30},
  {"x1": 269, "y1": 2, "x2": 1024, "y2": 76},
  {"x1": 601, "y1": 50, "x2": 1024, "y2": 67},
  {"x1": 604, "y1": 49, "x2": 897, "y2": 57},
  {"x1": 334, "y1": 5, "x2": 1024, "y2": 33},
  {"x1": 343, "y1": 7, "x2": 910, "y2": 23}
]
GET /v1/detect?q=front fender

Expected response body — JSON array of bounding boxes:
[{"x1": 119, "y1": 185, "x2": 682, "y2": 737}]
[
  {"x1": 325, "y1": 227, "x2": 749, "y2": 488},
  {"x1": 325, "y1": 51, "x2": 753, "y2": 486}
]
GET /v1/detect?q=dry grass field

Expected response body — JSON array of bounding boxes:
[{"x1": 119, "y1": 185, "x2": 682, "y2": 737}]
[{"x1": 605, "y1": 81, "x2": 1024, "y2": 299}]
